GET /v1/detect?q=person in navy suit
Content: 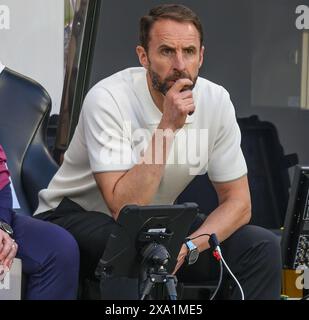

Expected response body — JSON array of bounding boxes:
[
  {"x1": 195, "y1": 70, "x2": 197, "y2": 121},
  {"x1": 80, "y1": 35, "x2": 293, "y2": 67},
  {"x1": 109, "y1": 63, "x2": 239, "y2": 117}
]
[{"x1": 0, "y1": 144, "x2": 80, "y2": 299}]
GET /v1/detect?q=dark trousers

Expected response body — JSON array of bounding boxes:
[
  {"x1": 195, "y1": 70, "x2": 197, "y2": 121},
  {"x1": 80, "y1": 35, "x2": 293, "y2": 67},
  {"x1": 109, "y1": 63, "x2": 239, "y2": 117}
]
[
  {"x1": 0, "y1": 185, "x2": 80, "y2": 300},
  {"x1": 36, "y1": 197, "x2": 282, "y2": 300}
]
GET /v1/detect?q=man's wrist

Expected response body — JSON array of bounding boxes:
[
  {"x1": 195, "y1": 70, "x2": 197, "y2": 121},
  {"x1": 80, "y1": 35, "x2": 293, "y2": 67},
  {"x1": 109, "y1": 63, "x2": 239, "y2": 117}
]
[
  {"x1": 184, "y1": 238, "x2": 199, "y2": 265},
  {"x1": 0, "y1": 208, "x2": 13, "y2": 226},
  {"x1": 0, "y1": 221, "x2": 14, "y2": 237},
  {"x1": 158, "y1": 120, "x2": 177, "y2": 133}
]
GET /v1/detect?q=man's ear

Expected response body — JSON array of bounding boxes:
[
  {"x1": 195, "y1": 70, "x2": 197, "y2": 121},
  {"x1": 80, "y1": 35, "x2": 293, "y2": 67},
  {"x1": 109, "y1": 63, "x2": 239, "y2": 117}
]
[
  {"x1": 136, "y1": 46, "x2": 149, "y2": 69},
  {"x1": 199, "y1": 45, "x2": 205, "y2": 68}
]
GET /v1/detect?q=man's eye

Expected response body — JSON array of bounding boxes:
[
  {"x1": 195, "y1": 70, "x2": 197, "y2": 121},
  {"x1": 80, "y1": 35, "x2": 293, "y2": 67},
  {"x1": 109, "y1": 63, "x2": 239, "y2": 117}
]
[
  {"x1": 162, "y1": 48, "x2": 173, "y2": 55},
  {"x1": 184, "y1": 48, "x2": 195, "y2": 55}
]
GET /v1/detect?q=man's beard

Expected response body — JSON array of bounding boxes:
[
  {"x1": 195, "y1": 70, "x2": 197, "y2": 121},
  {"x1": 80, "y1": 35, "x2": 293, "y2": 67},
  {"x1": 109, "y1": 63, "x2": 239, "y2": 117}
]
[{"x1": 148, "y1": 65, "x2": 198, "y2": 96}]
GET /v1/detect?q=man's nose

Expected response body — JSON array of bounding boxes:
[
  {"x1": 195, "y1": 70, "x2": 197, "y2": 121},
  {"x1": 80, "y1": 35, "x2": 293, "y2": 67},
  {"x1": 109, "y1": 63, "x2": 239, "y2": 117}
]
[{"x1": 172, "y1": 52, "x2": 186, "y2": 71}]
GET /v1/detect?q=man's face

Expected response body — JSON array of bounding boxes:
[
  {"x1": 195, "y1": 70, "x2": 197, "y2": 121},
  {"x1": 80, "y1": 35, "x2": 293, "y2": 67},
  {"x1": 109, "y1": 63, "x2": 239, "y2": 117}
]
[{"x1": 137, "y1": 19, "x2": 204, "y2": 95}]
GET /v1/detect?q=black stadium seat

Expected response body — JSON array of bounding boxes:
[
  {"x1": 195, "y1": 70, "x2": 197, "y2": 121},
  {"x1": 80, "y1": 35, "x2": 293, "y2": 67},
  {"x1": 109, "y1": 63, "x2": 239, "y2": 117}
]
[{"x1": 0, "y1": 67, "x2": 58, "y2": 216}]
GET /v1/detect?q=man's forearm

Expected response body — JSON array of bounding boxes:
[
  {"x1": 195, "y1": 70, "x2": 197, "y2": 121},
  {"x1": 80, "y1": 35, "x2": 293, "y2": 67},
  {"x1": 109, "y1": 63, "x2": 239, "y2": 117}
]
[
  {"x1": 189, "y1": 198, "x2": 251, "y2": 252},
  {"x1": 111, "y1": 124, "x2": 175, "y2": 218}
]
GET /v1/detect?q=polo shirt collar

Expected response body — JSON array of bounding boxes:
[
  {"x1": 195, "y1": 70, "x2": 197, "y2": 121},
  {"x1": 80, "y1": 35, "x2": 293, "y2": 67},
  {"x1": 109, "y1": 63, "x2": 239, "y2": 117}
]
[{"x1": 133, "y1": 68, "x2": 196, "y2": 125}]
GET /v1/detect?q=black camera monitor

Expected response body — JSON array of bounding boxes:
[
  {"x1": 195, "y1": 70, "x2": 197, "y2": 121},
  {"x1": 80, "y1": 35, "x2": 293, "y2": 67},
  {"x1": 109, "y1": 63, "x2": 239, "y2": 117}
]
[
  {"x1": 281, "y1": 165, "x2": 309, "y2": 269},
  {"x1": 96, "y1": 203, "x2": 198, "y2": 299}
]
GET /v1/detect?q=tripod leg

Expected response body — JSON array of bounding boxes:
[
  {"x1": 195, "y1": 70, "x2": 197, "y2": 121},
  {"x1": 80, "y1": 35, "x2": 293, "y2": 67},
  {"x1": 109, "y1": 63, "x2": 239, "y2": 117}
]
[
  {"x1": 140, "y1": 278, "x2": 154, "y2": 300},
  {"x1": 165, "y1": 276, "x2": 178, "y2": 300}
]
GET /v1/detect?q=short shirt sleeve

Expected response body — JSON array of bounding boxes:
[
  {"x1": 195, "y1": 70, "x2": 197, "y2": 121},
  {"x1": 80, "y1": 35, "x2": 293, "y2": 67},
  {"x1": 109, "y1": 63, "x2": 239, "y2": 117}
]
[
  {"x1": 207, "y1": 89, "x2": 247, "y2": 182},
  {"x1": 82, "y1": 87, "x2": 135, "y2": 173}
]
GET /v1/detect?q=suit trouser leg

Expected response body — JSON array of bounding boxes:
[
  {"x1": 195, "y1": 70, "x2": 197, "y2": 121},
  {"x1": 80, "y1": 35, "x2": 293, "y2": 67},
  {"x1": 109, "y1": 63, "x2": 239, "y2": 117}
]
[
  {"x1": 1, "y1": 185, "x2": 80, "y2": 300},
  {"x1": 13, "y1": 214, "x2": 80, "y2": 300}
]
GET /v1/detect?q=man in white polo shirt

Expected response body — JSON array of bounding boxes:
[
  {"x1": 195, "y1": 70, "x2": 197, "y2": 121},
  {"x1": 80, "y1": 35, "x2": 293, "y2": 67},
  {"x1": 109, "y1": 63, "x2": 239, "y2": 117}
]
[{"x1": 35, "y1": 4, "x2": 281, "y2": 299}]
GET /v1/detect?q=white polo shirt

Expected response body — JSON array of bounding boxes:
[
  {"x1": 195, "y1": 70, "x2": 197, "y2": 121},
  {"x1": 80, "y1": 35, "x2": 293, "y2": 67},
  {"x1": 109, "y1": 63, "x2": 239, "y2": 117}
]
[{"x1": 35, "y1": 67, "x2": 247, "y2": 216}]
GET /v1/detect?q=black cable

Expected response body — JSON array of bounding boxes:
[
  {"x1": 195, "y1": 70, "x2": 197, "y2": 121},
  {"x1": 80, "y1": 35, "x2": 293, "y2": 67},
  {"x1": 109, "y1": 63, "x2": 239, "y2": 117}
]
[{"x1": 186, "y1": 233, "x2": 211, "y2": 241}]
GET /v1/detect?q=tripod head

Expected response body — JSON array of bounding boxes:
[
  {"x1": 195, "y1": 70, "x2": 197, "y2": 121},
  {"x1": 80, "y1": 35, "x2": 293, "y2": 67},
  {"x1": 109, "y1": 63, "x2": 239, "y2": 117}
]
[
  {"x1": 141, "y1": 242, "x2": 170, "y2": 269},
  {"x1": 138, "y1": 233, "x2": 178, "y2": 300}
]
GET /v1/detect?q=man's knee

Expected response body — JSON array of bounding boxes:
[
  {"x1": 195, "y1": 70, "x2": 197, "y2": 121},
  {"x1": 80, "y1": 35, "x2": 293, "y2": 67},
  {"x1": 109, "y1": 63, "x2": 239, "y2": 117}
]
[
  {"x1": 224, "y1": 225, "x2": 282, "y2": 269},
  {"x1": 252, "y1": 226, "x2": 281, "y2": 268},
  {"x1": 244, "y1": 225, "x2": 281, "y2": 255},
  {"x1": 254, "y1": 226, "x2": 282, "y2": 270}
]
